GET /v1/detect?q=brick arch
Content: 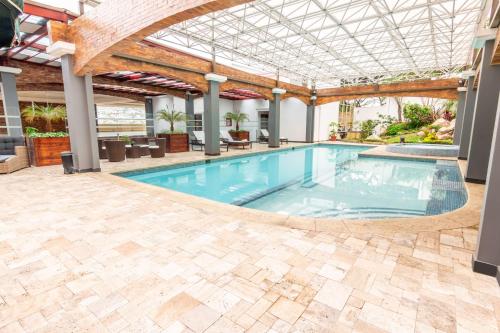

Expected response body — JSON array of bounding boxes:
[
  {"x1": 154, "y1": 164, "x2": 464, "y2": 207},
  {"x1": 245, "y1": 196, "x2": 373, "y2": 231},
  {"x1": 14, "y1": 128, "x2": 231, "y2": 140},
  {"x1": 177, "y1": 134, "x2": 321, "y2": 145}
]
[
  {"x1": 48, "y1": 0, "x2": 253, "y2": 75},
  {"x1": 220, "y1": 81, "x2": 273, "y2": 100}
]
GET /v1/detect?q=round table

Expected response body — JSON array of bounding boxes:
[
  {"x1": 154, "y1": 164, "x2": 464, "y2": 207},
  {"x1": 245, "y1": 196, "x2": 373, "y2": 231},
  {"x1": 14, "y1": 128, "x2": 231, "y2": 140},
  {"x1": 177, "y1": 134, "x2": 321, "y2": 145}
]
[{"x1": 125, "y1": 145, "x2": 141, "y2": 159}]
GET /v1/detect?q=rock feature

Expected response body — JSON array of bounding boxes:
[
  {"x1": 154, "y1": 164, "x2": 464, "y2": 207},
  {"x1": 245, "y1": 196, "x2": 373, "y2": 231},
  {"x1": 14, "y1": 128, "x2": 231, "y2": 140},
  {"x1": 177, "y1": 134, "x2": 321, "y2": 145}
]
[{"x1": 366, "y1": 134, "x2": 382, "y2": 142}]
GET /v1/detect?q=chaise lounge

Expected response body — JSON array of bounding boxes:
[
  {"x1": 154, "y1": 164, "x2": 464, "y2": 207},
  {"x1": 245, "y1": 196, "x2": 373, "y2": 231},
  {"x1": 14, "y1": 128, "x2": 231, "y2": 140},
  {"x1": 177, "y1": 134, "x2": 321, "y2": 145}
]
[
  {"x1": 259, "y1": 129, "x2": 288, "y2": 144},
  {"x1": 191, "y1": 131, "x2": 229, "y2": 152},
  {"x1": 0, "y1": 136, "x2": 29, "y2": 174},
  {"x1": 220, "y1": 130, "x2": 252, "y2": 149}
]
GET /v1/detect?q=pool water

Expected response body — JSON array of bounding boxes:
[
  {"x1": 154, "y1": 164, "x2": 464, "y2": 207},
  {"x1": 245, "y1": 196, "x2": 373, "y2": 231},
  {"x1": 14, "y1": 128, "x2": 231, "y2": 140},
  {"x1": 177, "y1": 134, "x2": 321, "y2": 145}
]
[{"x1": 119, "y1": 145, "x2": 468, "y2": 220}]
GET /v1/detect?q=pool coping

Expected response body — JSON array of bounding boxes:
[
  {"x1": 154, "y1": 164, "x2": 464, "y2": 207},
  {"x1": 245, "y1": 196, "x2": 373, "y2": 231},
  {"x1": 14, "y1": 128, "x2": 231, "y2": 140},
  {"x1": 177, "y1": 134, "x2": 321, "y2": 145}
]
[{"x1": 101, "y1": 143, "x2": 483, "y2": 235}]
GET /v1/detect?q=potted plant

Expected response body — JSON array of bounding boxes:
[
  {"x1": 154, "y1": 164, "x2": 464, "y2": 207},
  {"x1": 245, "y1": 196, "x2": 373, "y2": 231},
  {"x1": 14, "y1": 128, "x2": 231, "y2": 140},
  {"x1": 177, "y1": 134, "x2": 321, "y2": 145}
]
[
  {"x1": 156, "y1": 106, "x2": 189, "y2": 153},
  {"x1": 22, "y1": 104, "x2": 70, "y2": 166},
  {"x1": 225, "y1": 110, "x2": 250, "y2": 141},
  {"x1": 329, "y1": 121, "x2": 338, "y2": 141}
]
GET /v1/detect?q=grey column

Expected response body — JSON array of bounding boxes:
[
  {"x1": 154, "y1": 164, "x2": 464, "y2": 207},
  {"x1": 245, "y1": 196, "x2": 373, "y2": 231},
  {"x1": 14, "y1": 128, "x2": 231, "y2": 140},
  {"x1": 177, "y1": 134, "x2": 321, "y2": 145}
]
[
  {"x1": 185, "y1": 94, "x2": 195, "y2": 138},
  {"x1": 473, "y1": 92, "x2": 500, "y2": 279},
  {"x1": 60, "y1": 55, "x2": 100, "y2": 172},
  {"x1": 145, "y1": 98, "x2": 154, "y2": 137},
  {"x1": 458, "y1": 80, "x2": 477, "y2": 160},
  {"x1": 453, "y1": 89, "x2": 466, "y2": 145},
  {"x1": 306, "y1": 101, "x2": 316, "y2": 143},
  {"x1": 203, "y1": 80, "x2": 221, "y2": 156},
  {"x1": 269, "y1": 94, "x2": 282, "y2": 148},
  {"x1": 0, "y1": 71, "x2": 22, "y2": 136},
  {"x1": 466, "y1": 39, "x2": 500, "y2": 183}
]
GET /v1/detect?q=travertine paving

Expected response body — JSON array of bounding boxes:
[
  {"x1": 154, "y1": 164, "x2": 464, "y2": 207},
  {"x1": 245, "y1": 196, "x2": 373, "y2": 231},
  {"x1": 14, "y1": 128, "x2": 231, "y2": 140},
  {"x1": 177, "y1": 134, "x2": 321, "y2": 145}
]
[{"x1": 0, "y1": 143, "x2": 498, "y2": 332}]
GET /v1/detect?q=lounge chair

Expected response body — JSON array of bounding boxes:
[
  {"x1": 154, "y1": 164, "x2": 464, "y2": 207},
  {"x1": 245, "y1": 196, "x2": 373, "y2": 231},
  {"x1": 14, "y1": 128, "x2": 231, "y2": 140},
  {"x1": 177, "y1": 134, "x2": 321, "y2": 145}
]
[
  {"x1": 0, "y1": 136, "x2": 29, "y2": 174},
  {"x1": 220, "y1": 130, "x2": 253, "y2": 149},
  {"x1": 131, "y1": 137, "x2": 151, "y2": 156},
  {"x1": 191, "y1": 131, "x2": 228, "y2": 152},
  {"x1": 259, "y1": 129, "x2": 288, "y2": 144}
]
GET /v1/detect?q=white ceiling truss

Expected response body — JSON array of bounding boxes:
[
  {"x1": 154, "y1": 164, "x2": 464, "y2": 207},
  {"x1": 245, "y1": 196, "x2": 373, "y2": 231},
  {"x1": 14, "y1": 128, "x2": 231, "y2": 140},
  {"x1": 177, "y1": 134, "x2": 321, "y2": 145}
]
[{"x1": 150, "y1": 0, "x2": 482, "y2": 87}]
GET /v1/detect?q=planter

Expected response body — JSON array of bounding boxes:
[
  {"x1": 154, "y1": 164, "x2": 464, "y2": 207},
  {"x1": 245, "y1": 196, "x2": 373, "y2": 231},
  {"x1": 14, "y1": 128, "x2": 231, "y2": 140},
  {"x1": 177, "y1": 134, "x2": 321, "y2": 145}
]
[
  {"x1": 229, "y1": 130, "x2": 249, "y2": 141},
  {"x1": 329, "y1": 135, "x2": 337, "y2": 141},
  {"x1": 28, "y1": 136, "x2": 71, "y2": 166},
  {"x1": 157, "y1": 133, "x2": 189, "y2": 153}
]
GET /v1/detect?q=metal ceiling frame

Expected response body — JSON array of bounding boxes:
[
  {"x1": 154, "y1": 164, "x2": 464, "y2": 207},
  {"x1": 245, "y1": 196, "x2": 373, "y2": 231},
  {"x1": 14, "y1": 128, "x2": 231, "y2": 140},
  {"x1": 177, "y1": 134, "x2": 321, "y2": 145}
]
[{"x1": 151, "y1": 0, "x2": 482, "y2": 87}]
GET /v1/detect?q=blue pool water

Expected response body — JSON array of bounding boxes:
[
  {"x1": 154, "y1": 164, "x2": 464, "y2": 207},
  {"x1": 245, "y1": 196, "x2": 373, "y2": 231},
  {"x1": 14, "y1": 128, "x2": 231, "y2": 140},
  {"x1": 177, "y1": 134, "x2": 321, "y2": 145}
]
[{"x1": 119, "y1": 145, "x2": 467, "y2": 219}]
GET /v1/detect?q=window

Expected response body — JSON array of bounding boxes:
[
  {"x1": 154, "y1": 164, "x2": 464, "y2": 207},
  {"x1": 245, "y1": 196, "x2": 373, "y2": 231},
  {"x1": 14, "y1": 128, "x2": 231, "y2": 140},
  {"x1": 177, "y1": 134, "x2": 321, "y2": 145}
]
[
  {"x1": 259, "y1": 112, "x2": 269, "y2": 130},
  {"x1": 194, "y1": 114, "x2": 203, "y2": 131}
]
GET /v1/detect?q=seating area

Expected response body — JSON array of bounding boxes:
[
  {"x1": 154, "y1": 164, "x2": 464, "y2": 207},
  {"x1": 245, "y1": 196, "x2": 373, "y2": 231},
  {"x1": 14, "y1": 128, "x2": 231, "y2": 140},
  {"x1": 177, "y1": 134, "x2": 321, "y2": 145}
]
[{"x1": 0, "y1": 136, "x2": 29, "y2": 174}]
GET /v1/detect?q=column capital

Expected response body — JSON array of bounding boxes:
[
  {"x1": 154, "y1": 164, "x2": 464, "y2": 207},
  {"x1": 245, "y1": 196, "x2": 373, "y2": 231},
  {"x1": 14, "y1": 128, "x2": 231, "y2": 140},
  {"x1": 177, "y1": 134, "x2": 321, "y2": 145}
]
[
  {"x1": 204, "y1": 73, "x2": 227, "y2": 83},
  {"x1": 310, "y1": 95, "x2": 317, "y2": 101},
  {"x1": 272, "y1": 88, "x2": 286, "y2": 95},
  {"x1": 457, "y1": 87, "x2": 468, "y2": 92},
  {"x1": 0, "y1": 66, "x2": 22, "y2": 75},
  {"x1": 47, "y1": 41, "x2": 76, "y2": 58},
  {"x1": 460, "y1": 70, "x2": 475, "y2": 79}
]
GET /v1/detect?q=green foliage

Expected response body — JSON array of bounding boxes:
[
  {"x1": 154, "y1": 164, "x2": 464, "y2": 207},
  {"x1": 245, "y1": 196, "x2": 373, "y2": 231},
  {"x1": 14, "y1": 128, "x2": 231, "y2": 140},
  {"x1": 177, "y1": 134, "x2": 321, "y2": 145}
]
[
  {"x1": 120, "y1": 135, "x2": 131, "y2": 144},
  {"x1": 25, "y1": 126, "x2": 68, "y2": 138},
  {"x1": 403, "y1": 103, "x2": 433, "y2": 128},
  {"x1": 21, "y1": 103, "x2": 66, "y2": 132},
  {"x1": 157, "y1": 106, "x2": 186, "y2": 132},
  {"x1": 225, "y1": 111, "x2": 249, "y2": 131},
  {"x1": 360, "y1": 120, "x2": 377, "y2": 140},
  {"x1": 385, "y1": 122, "x2": 407, "y2": 136},
  {"x1": 329, "y1": 122, "x2": 338, "y2": 136},
  {"x1": 377, "y1": 114, "x2": 396, "y2": 126},
  {"x1": 384, "y1": 133, "x2": 421, "y2": 144}
]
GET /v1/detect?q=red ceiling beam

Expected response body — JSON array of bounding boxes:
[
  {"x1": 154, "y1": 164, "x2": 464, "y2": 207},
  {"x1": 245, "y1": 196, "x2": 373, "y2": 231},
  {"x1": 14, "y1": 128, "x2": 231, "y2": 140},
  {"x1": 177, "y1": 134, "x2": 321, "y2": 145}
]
[{"x1": 24, "y1": 3, "x2": 76, "y2": 22}]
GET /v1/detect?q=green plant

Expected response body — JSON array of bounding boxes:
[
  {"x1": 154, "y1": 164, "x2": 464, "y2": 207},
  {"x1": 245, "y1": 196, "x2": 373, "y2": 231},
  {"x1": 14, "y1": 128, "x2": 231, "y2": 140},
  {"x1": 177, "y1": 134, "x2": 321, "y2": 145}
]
[
  {"x1": 377, "y1": 114, "x2": 396, "y2": 126},
  {"x1": 120, "y1": 135, "x2": 131, "y2": 144},
  {"x1": 225, "y1": 110, "x2": 249, "y2": 131},
  {"x1": 385, "y1": 122, "x2": 407, "y2": 136},
  {"x1": 360, "y1": 120, "x2": 378, "y2": 140},
  {"x1": 156, "y1": 106, "x2": 186, "y2": 133},
  {"x1": 27, "y1": 131, "x2": 68, "y2": 138},
  {"x1": 21, "y1": 103, "x2": 66, "y2": 132},
  {"x1": 403, "y1": 103, "x2": 433, "y2": 129},
  {"x1": 329, "y1": 122, "x2": 338, "y2": 137}
]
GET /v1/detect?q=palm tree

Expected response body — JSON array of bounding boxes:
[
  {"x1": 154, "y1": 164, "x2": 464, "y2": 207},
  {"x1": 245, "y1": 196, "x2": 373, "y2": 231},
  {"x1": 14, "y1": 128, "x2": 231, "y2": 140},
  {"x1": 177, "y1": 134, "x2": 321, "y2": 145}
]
[
  {"x1": 225, "y1": 111, "x2": 249, "y2": 131},
  {"x1": 156, "y1": 106, "x2": 186, "y2": 132},
  {"x1": 21, "y1": 103, "x2": 66, "y2": 132}
]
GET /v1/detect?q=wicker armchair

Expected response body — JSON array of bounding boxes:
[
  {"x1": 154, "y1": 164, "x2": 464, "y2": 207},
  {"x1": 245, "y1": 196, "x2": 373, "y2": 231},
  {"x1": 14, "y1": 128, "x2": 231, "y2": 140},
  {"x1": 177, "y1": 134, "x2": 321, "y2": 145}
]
[
  {"x1": 150, "y1": 138, "x2": 166, "y2": 158},
  {"x1": 104, "y1": 140, "x2": 126, "y2": 162},
  {"x1": 0, "y1": 137, "x2": 29, "y2": 174}
]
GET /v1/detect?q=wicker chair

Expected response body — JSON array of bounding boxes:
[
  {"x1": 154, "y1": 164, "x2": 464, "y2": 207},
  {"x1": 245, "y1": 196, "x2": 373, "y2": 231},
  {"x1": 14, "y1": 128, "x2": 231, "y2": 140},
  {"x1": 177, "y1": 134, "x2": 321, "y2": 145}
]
[
  {"x1": 97, "y1": 140, "x2": 108, "y2": 159},
  {"x1": 150, "y1": 138, "x2": 166, "y2": 158},
  {"x1": 132, "y1": 137, "x2": 151, "y2": 156},
  {"x1": 104, "y1": 140, "x2": 126, "y2": 162},
  {"x1": 0, "y1": 137, "x2": 29, "y2": 174}
]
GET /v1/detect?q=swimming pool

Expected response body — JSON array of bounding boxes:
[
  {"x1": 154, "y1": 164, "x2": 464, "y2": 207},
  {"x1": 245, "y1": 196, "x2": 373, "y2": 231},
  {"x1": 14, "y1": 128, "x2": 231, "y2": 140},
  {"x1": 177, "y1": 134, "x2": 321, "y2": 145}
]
[{"x1": 118, "y1": 144, "x2": 468, "y2": 220}]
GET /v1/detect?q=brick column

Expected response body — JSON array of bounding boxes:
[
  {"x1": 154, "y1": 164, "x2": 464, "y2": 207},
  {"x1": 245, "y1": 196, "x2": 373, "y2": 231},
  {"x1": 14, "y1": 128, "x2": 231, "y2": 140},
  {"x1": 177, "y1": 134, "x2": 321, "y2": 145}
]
[
  {"x1": 0, "y1": 66, "x2": 23, "y2": 137},
  {"x1": 466, "y1": 39, "x2": 500, "y2": 183},
  {"x1": 203, "y1": 73, "x2": 226, "y2": 156},
  {"x1": 306, "y1": 95, "x2": 317, "y2": 143},
  {"x1": 453, "y1": 88, "x2": 467, "y2": 145},
  {"x1": 48, "y1": 41, "x2": 100, "y2": 172},
  {"x1": 269, "y1": 88, "x2": 286, "y2": 148}
]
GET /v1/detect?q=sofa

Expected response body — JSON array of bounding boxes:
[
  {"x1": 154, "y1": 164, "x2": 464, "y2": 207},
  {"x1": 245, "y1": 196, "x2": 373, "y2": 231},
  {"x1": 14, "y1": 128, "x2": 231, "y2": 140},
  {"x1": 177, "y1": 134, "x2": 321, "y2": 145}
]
[{"x1": 0, "y1": 136, "x2": 29, "y2": 174}]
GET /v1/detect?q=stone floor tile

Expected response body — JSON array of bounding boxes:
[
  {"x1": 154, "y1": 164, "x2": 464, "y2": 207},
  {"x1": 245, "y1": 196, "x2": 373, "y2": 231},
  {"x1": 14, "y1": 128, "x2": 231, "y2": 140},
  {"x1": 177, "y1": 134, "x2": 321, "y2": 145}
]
[
  {"x1": 179, "y1": 303, "x2": 221, "y2": 333},
  {"x1": 269, "y1": 296, "x2": 306, "y2": 325},
  {"x1": 314, "y1": 280, "x2": 352, "y2": 311}
]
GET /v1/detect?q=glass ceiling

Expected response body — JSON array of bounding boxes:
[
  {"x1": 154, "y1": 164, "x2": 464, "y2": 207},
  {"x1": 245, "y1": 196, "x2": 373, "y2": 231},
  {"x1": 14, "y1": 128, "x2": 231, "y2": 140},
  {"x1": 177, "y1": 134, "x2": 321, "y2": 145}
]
[{"x1": 149, "y1": 0, "x2": 482, "y2": 88}]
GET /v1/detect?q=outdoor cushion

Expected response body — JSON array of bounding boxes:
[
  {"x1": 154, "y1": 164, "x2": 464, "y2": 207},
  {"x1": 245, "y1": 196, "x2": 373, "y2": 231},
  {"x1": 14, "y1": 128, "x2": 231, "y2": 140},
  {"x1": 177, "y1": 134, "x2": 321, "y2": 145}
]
[
  {"x1": 0, "y1": 155, "x2": 14, "y2": 163},
  {"x1": 0, "y1": 136, "x2": 25, "y2": 156}
]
